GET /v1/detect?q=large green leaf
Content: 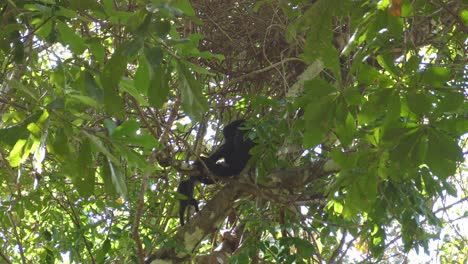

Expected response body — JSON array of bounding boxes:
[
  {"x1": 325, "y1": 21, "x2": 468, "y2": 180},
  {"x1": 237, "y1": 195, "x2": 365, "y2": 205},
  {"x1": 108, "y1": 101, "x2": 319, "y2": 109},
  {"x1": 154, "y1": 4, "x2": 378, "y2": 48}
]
[
  {"x1": 105, "y1": 158, "x2": 127, "y2": 198},
  {"x1": 101, "y1": 48, "x2": 126, "y2": 119},
  {"x1": 303, "y1": 96, "x2": 335, "y2": 148},
  {"x1": 435, "y1": 90, "x2": 464, "y2": 113},
  {"x1": 419, "y1": 67, "x2": 451, "y2": 87},
  {"x1": 72, "y1": 138, "x2": 95, "y2": 197},
  {"x1": 303, "y1": 78, "x2": 337, "y2": 99},
  {"x1": 148, "y1": 64, "x2": 170, "y2": 108},
  {"x1": 0, "y1": 111, "x2": 42, "y2": 147},
  {"x1": 426, "y1": 130, "x2": 463, "y2": 179},
  {"x1": 134, "y1": 58, "x2": 151, "y2": 94},
  {"x1": 111, "y1": 120, "x2": 140, "y2": 138},
  {"x1": 56, "y1": 20, "x2": 86, "y2": 54},
  {"x1": 406, "y1": 90, "x2": 433, "y2": 116},
  {"x1": 83, "y1": 71, "x2": 103, "y2": 102},
  {"x1": 177, "y1": 62, "x2": 208, "y2": 120}
]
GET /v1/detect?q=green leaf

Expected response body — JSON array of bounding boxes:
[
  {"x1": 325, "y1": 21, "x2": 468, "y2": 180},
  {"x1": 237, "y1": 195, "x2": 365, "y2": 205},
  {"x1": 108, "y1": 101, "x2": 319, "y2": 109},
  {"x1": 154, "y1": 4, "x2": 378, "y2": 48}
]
[
  {"x1": 356, "y1": 63, "x2": 382, "y2": 85},
  {"x1": 403, "y1": 55, "x2": 421, "y2": 73},
  {"x1": 8, "y1": 139, "x2": 27, "y2": 167},
  {"x1": 430, "y1": 131, "x2": 463, "y2": 162},
  {"x1": 106, "y1": 158, "x2": 127, "y2": 198},
  {"x1": 342, "y1": 86, "x2": 361, "y2": 106},
  {"x1": 442, "y1": 182, "x2": 457, "y2": 197},
  {"x1": 420, "y1": 167, "x2": 440, "y2": 196},
  {"x1": 435, "y1": 91, "x2": 464, "y2": 113},
  {"x1": 146, "y1": 3, "x2": 183, "y2": 17},
  {"x1": 13, "y1": 40, "x2": 25, "y2": 63},
  {"x1": 419, "y1": 67, "x2": 451, "y2": 86},
  {"x1": 177, "y1": 62, "x2": 208, "y2": 120},
  {"x1": 128, "y1": 9, "x2": 149, "y2": 33},
  {"x1": 72, "y1": 138, "x2": 95, "y2": 197},
  {"x1": 148, "y1": 64, "x2": 170, "y2": 108},
  {"x1": 69, "y1": 0, "x2": 101, "y2": 11},
  {"x1": 46, "y1": 98, "x2": 65, "y2": 110},
  {"x1": 96, "y1": 238, "x2": 111, "y2": 263},
  {"x1": 0, "y1": 111, "x2": 42, "y2": 147},
  {"x1": 330, "y1": 148, "x2": 358, "y2": 169},
  {"x1": 461, "y1": 9, "x2": 468, "y2": 24},
  {"x1": 376, "y1": 53, "x2": 399, "y2": 77},
  {"x1": 134, "y1": 58, "x2": 150, "y2": 94},
  {"x1": 27, "y1": 123, "x2": 42, "y2": 139},
  {"x1": 154, "y1": 19, "x2": 171, "y2": 38},
  {"x1": 101, "y1": 48, "x2": 126, "y2": 119},
  {"x1": 412, "y1": 134, "x2": 428, "y2": 165},
  {"x1": 83, "y1": 132, "x2": 120, "y2": 165},
  {"x1": 390, "y1": 129, "x2": 419, "y2": 167},
  {"x1": 103, "y1": 119, "x2": 117, "y2": 135},
  {"x1": 303, "y1": 78, "x2": 336, "y2": 99},
  {"x1": 83, "y1": 71, "x2": 103, "y2": 102},
  {"x1": 87, "y1": 38, "x2": 106, "y2": 63},
  {"x1": 34, "y1": 19, "x2": 53, "y2": 40},
  {"x1": 173, "y1": 0, "x2": 196, "y2": 17},
  {"x1": 55, "y1": 7, "x2": 79, "y2": 18},
  {"x1": 51, "y1": 128, "x2": 71, "y2": 158},
  {"x1": 120, "y1": 78, "x2": 147, "y2": 106},
  {"x1": 56, "y1": 20, "x2": 86, "y2": 54},
  {"x1": 112, "y1": 143, "x2": 148, "y2": 168},
  {"x1": 426, "y1": 130, "x2": 463, "y2": 178},
  {"x1": 67, "y1": 94, "x2": 99, "y2": 108},
  {"x1": 406, "y1": 91, "x2": 433, "y2": 116},
  {"x1": 144, "y1": 45, "x2": 163, "y2": 68},
  {"x1": 290, "y1": 238, "x2": 314, "y2": 258},
  {"x1": 335, "y1": 112, "x2": 356, "y2": 146},
  {"x1": 122, "y1": 38, "x2": 143, "y2": 58},
  {"x1": 302, "y1": 0, "x2": 334, "y2": 62},
  {"x1": 342, "y1": 181, "x2": 360, "y2": 219},
  {"x1": 112, "y1": 120, "x2": 140, "y2": 138},
  {"x1": 303, "y1": 97, "x2": 334, "y2": 148},
  {"x1": 436, "y1": 119, "x2": 468, "y2": 137},
  {"x1": 321, "y1": 44, "x2": 342, "y2": 84},
  {"x1": 359, "y1": 172, "x2": 378, "y2": 205},
  {"x1": 123, "y1": 134, "x2": 159, "y2": 150},
  {"x1": 101, "y1": 157, "x2": 117, "y2": 196}
]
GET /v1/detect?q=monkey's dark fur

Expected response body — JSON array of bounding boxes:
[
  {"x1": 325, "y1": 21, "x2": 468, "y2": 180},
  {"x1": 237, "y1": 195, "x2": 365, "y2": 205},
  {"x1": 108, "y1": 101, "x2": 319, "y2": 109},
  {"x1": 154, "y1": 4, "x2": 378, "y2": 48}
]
[{"x1": 178, "y1": 120, "x2": 255, "y2": 226}]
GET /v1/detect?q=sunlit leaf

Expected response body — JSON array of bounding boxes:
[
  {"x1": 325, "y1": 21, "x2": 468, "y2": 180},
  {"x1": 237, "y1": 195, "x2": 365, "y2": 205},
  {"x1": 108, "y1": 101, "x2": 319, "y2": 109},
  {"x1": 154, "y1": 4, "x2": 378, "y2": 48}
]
[{"x1": 8, "y1": 139, "x2": 27, "y2": 167}]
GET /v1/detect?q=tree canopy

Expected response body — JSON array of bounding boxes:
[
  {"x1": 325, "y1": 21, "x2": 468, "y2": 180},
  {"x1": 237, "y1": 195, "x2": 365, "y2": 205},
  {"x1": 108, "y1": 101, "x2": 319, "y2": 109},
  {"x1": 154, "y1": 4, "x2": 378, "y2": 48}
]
[{"x1": 0, "y1": 0, "x2": 467, "y2": 263}]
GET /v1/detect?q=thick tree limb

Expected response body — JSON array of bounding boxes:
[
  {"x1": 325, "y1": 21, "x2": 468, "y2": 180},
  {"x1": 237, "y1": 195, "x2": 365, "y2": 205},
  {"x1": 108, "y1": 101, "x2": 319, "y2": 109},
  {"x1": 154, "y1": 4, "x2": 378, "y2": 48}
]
[{"x1": 145, "y1": 159, "x2": 335, "y2": 263}]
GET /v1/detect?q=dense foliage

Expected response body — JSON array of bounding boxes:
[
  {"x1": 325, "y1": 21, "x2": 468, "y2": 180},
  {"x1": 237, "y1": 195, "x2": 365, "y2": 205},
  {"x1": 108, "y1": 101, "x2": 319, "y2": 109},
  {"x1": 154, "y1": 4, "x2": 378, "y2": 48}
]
[{"x1": 0, "y1": 0, "x2": 466, "y2": 263}]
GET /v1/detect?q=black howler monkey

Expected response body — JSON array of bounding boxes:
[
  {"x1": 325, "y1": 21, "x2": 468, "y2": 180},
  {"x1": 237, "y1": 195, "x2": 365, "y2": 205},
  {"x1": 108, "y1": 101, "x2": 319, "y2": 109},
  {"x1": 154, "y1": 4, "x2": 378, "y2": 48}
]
[{"x1": 178, "y1": 120, "x2": 255, "y2": 226}]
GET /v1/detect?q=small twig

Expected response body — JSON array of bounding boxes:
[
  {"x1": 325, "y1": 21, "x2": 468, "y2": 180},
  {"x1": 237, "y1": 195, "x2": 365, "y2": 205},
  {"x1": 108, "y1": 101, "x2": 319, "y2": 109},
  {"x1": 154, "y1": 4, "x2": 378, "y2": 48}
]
[
  {"x1": 6, "y1": 208, "x2": 26, "y2": 264},
  {"x1": 131, "y1": 154, "x2": 155, "y2": 264},
  {"x1": 0, "y1": 250, "x2": 12, "y2": 264},
  {"x1": 231, "y1": 57, "x2": 304, "y2": 83}
]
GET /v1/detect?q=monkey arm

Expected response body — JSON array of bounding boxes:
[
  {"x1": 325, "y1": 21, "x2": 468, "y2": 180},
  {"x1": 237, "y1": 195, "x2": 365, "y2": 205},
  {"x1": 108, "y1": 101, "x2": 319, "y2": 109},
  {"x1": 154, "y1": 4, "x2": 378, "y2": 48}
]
[{"x1": 204, "y1": 143, "x2": 232, "y2": 162}]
